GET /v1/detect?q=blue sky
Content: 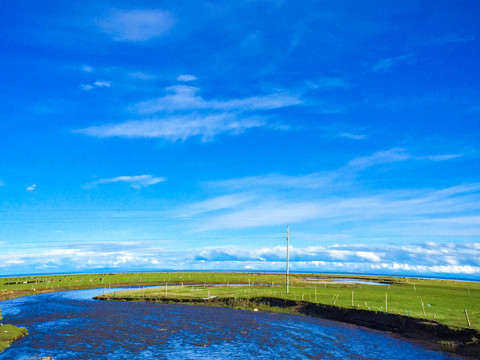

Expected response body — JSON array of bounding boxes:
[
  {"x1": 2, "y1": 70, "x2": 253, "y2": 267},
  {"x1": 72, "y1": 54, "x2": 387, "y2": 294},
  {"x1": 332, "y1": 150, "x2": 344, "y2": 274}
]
[{"x1": 1, "y1": 0, "x2": 479, "y2": 278}]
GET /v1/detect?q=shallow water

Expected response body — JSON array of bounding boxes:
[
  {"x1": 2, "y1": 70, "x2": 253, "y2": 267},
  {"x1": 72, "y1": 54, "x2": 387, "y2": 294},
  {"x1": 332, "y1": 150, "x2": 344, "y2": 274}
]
[
  {"x1": 0, "y1": 288, "x2": 459, "y2": 359},
  {"x1": 304, "y1": 278, "x2": 389, "y2": 285}
]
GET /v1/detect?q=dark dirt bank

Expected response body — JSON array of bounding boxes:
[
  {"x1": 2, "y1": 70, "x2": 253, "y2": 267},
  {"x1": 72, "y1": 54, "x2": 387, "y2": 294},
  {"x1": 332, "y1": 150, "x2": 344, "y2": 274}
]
[{"x1": 95, "y1": 295, "x2": 480, "y2": 359}]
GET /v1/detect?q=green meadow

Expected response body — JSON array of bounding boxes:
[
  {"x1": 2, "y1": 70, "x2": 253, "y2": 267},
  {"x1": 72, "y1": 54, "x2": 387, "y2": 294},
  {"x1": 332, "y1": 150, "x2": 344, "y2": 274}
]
[{"x1": 0, "y1": 310, "x2": 28, "y2": 352}]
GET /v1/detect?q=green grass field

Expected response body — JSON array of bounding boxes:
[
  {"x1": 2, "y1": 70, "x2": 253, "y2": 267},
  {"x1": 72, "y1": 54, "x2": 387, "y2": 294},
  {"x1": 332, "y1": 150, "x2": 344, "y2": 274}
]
[
  {"x1": 0, "y1": 309, "x2": 28, "y2": 352},
  {"x1": 1, "y1": 272, "x2": 479, "y2": 331}
]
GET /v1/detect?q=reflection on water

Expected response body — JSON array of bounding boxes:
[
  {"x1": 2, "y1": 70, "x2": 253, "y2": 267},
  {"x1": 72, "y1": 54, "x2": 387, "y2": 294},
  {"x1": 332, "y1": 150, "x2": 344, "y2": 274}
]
[{"x1": 0, "y1": 288, "x2": 458, "y2": 360}]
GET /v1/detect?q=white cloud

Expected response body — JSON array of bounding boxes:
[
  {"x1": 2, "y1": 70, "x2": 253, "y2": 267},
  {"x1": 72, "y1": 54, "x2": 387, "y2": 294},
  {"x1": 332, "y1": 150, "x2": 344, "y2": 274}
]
[
  {"x1": 26, "y1": 184, "x2": 37, "y2": 191},
  {"x1": 134, "y1": 85, "x2": 301, "y2": 114},
  {"x1": 320, "y1": 124, "x2": 368, "y2": 141},
  {"x1": 199, "y1": 201, "x2": 329, "y2": 230},
  {"x1": 356, "y1": 251, "x2": 381, "y2": 262},
  {"x1": 81, "y1": 81, "x2": 111, "y2": 91},
  {"x1": 177, "y1": 74, "x2": 197, "y2": 82},
  {"x1": 373, "y1": 54, "x2": 415, "y2": 72},
  {"x1": 94, "y1": 81, "x2": 111, "y2": 87},
  {"x1": 194, "y1": 181, "x2": 480, "y2": 232},
  {"x1": 82, "y1": 65, "x2": 94, "y2": 73},
  {"x1": 433, "y1": 34, "x2": 476, "y2": 45},
  {"x1": 413, "y1": 216, "x2": 480, "y2": 225},
  {"x1": 179, "y1": 193, "x2": 256, "y2": 217},
  {"x1": 210, "y1": 148, "x2": 412, "y2": 191},
  {"x1": 97, "y1": 9, "x2": 175, "y2": 42},
  {"x1": 200, "y1": 149, "x2": 477, "y2": 231},
  {"x1": 346, "y1": 148, "x2": 410, "y2": 170},
  {"x1": 84, "y1": 175, "x2": 165, "y2": 189},
  {"x1": 76, "y1": 84, "x2": 300, "y2": 142},
  {"x1": 210, "y1": 173, "x2": 337, "y2": 190},
  {"x1": 1, "y1": 242, "x2": 479, "y2": 278},
  {"x1": 193, "y1": 243, "x2": 480, "y2": 276},
  {"x1": 416, "y1": 153, "x2": 464, "y2": 161},
  {"x1": 76, "y1": 114, "x2": 265, "y2": 142},
  {"x1": 81, "y1": 84, "x2": 94, "y2": 91},
  {"x1": 0, "y1": 180, "x2": 5, "y2": 186},
  {"x1": 339, "y1": 132, "x2": 367, "y2": 140}
]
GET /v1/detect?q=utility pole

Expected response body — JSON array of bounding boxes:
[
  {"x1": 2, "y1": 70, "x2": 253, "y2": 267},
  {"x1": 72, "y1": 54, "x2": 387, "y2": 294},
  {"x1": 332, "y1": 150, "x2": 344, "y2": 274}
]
[{"x1": 286, "y1": 226, "x2": 290, "y2": 294}]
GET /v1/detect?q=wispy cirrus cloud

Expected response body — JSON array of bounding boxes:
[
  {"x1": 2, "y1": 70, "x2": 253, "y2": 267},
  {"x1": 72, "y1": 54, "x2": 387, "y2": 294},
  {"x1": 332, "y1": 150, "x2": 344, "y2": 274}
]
[
  {"x1": 198, "y1": 200, "x2": 328, "y2": 230},
  {"x1": 192, "y1": 148, "x2": 479, "y2": 232},
  {"x1": 178, "y1": 193, "x2": 256, "y2": 217},
  {"x1": 76, "y1": 114, "x2": 266, "y2": 142},
  {"x1": 84, "y1": 175, "x2": 165, "y2": 189},
  {"x1": 339, "y1": 132, "x2": 367, "y2": 140},
  {"x1": 176, "y1": 74, "x2": 197, "y2": 82},
  {"x1": 346, "y1": 148, "x2": 411, "y2": 170},
  {"x1": 196, "y1": 184, "x2": 480, "y2": 231},
  {"x1": 134, "y1": 85, "x2": 301, "y2": 114},
  {"x1": 75, "y1": 84, "x2": 301, "y2": 142},
  {"x1": 210, "y1": 173, "x2": 337, "y2": 190},
  {"x1": 432, "y1": 34, "x2": 476, "y2": 45},
  {"x1": 372, "y1": 54, "x2": 415, "y2": 72},
  {"x1": 81, "y1": 65, "x2": 94, "y2": 73},
  {"x1": 416, "y1": 153, "x2": 465, "y2": 161},
  {"x1": 96, "y1": 9, "x2": 176, "y2": 42},
  {"x1": 320, "y1": 123, "x2": 368, "y2": 141},
  {"x1": 413, "y1": 216, "x2": 480, "y2": 225},
  {"x1": 210, "y1": 148, "x2": 465, "y2": 192}
]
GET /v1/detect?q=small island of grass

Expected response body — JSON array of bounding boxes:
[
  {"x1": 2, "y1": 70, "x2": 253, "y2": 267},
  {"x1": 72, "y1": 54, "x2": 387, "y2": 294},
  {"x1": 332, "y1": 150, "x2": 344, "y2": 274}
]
[{"x1": 0, "y1": 310, "x2": 28, "y2": 353}]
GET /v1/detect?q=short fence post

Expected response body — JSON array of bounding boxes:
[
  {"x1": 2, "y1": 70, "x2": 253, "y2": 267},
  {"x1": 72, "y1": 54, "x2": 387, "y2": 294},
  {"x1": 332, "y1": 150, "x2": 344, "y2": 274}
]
[{"x1": 465, "y1": 309, "x2": 471, "y2": 327}]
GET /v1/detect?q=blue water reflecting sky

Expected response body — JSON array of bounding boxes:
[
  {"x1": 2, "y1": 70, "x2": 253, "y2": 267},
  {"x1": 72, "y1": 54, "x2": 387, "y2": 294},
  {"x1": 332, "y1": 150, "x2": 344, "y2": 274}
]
[{"x1": 1, "y1": 289, "x2": 459, "y2": 360}]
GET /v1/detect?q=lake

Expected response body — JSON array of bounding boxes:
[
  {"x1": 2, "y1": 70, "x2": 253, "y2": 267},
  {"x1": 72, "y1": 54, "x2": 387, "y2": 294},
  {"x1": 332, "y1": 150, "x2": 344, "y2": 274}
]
[{"x1": 0, "y1": 288, "x2": 459, "y2": 359}]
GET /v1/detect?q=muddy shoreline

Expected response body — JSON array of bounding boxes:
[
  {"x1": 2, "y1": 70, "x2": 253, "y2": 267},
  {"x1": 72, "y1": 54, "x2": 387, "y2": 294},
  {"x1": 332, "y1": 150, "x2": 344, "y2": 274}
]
[{"x1": 95, "y1": 295, "x2": 480, "y2": 359}]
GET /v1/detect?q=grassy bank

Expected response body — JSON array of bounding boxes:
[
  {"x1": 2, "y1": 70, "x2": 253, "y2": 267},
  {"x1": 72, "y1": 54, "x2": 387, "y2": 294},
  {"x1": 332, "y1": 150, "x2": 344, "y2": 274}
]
[
  {"x1": 0, "y1": 272, "x2": 287, "y2": 301},
  {"x1": 0, "y1": 310, "x2": 28, "y2": 353}
]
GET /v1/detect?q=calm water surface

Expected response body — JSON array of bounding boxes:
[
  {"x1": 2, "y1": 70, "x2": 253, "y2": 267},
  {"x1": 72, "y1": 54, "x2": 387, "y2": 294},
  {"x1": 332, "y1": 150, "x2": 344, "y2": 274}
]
[
  {"x1": 0, "y1": 288, "x2": 459, "y2": 360},
  {"x1": 303, "y1": 278, "x2": 389, "y2": 286}
]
